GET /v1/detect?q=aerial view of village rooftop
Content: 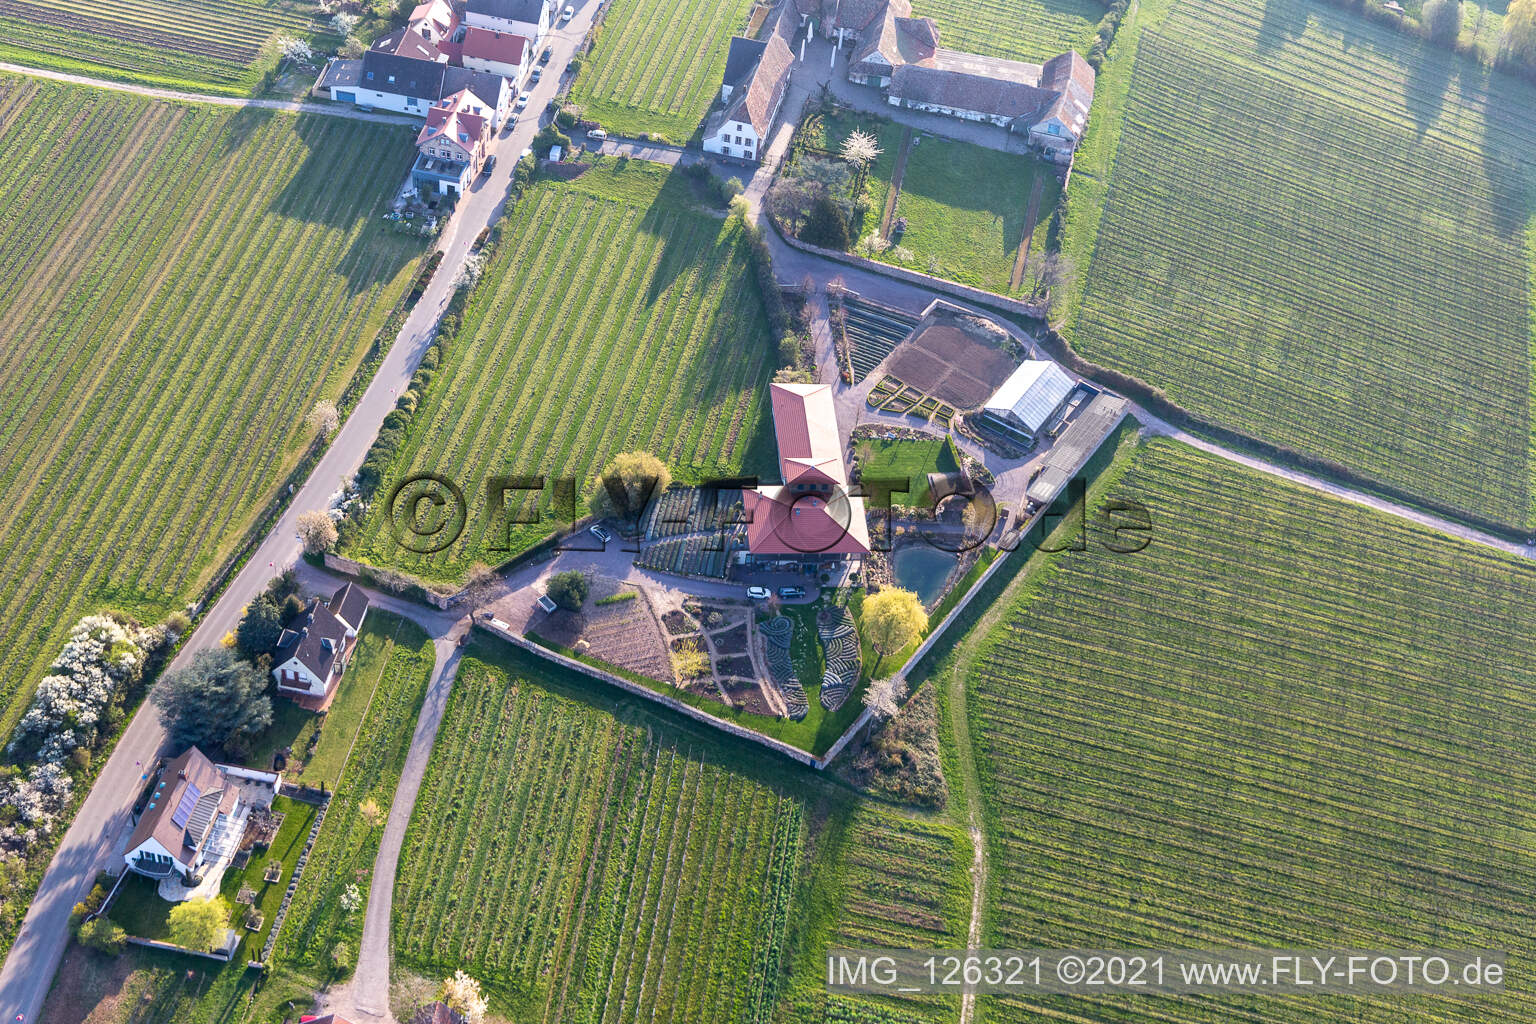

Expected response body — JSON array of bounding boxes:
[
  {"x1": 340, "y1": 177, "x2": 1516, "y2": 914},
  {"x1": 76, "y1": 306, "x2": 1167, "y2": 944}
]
[{"x1": 0, "y1": 0, "x2": 1534, "y2": 1020}]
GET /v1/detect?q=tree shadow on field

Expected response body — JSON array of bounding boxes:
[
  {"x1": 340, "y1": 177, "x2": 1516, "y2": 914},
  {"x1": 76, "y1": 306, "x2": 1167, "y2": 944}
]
[
  {"x1": 1402, "y1": 40, "x2": 1458, "y2": 136},
  {"x1": 1256, "y1": 0, "x2": 1310, "y2": 53},
  {"x1": 265, "y1": 113, "x2": 422, "y2": 294},
  {"x1": 1478, "y1": 70, "x2": 1536, "y2": 240},
  {"x1": 636, "y1": 164, "x2": 714, "y2": 307}
]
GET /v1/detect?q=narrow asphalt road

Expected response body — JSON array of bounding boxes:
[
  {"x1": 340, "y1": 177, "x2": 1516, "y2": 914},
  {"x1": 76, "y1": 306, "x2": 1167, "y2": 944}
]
[
  {"x1": 0, "y1": 60, "x2": 421, "y2": 125},
  {"x1": 0, "y1": 3, "x2": 601, "y2": 1018}
]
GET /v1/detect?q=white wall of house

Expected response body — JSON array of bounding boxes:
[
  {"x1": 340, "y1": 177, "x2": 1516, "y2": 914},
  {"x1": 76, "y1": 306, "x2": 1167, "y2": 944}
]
[
  {"x1": 703, "y1": 118, "x2": 761, "y2": 160},
  {"x1": 345, "y1": 86, "x2": 434, "y2": 116},
  {"x1": 887, "y1": 94, "x2": 1010, "y2": 127},
  {"x1": 273, "y1": 656, "x2": 329, "y2": 697},
  {"x1": 464, "y1": 53, "x2": 526, "y2": 83},
  {"x1": 124, "y1": 836, "x2": 189, "y2": 878}
]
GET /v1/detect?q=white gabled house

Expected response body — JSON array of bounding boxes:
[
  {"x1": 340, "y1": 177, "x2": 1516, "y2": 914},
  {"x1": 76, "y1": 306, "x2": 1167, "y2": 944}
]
[
  {"x1": 408, "y1": 0, "x2": 459, "y2": 45},
  {"x1": 270, "y1": 583, "x2": 369, "y2": 711},
  {"x1": 465, "y1": 0, "x2": 551, "y2": 47},
  {"x1": 123, "y1": 747, "x2": 243, "y2": 885},
  {"x1": 702, "y1": 30, "x2": 794, "y2": 162}
]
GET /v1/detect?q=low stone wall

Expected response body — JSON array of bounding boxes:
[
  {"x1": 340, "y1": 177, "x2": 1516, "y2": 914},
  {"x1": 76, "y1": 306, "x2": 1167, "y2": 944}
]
[
  {"x1": 478, "y1": 618, "x2": 824, "y2": 769},
  {"x1": 322, "y1": 552, "x2": 453, "y2": 610},
  {"x1": 127, "y1": 934, "x2": 235, "y2": 962}
]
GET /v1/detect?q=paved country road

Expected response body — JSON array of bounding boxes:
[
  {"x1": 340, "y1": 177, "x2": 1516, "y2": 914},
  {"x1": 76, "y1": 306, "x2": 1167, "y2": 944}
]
[
  {"x1": 0, "y1": 60, "x2": 422, "y2": 125},
  {"x1": 0, "y1": 2, "x2": 601, "y2": 1019}
]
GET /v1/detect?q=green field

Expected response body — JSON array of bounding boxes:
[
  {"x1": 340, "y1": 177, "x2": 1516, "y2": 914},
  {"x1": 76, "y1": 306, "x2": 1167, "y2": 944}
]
[
  {"x1": 391, "y1": 641, "x2": 804, "y2": 1021},
  {"x1": 345, "y1": 161, "x2": 775, "y2": 582},
  {"x1": 1070, "y1": 0, "x2": 1536, "y2": 527},
  {"x1": 0, "y1": 80, "x2": 419, "y2": 733},
  {"x1": 920, "y1": 0, "x2": 1103, "y2": 60},
  {"x1": 780, "y1": 808, "x2": 972, "y2": 1024},
  {"x1": 962, "y1": 438, "x2": 1536, "y2": 1023},
  {"x1": 854, "y1": 437, "x2": 961, "y2": 509},
  {"x1": 0, "y1": 0, "x2": 329, "y2": 94},
  {"x1": 571, "y1": 0, "x2": 757, "y2": 142},
  {"x1": 277, "y1": 613, "x2": 435, "y2": 969}
]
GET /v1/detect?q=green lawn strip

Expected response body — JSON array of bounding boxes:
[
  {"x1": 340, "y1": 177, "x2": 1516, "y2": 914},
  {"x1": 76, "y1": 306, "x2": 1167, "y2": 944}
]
[
  {"x1": 219, "y1": 795, "x2": 318, "y2": 962},
  {"x1": 855, "y1": 436, "x2": 961, "y2": 509},
  {"x1": 274, "y1": 612, "x2": 434, "y2": 968}
]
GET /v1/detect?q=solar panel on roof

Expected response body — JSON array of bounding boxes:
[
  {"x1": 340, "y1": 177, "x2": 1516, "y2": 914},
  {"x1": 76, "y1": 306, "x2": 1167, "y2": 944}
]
[{"x1": 170, "y1": 782, "x2": 201, "y2": 828}]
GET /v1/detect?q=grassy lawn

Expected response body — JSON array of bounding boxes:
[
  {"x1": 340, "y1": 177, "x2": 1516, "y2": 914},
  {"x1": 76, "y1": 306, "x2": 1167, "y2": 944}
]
[
  {"x1": 1070, "y1": 0, "x2": 1536, "y2": 527},
  {"x1": 106, "y1": 796, "x2": 317, "y2": 962},
  {"x1": 345, "y1": 160, "x2": 776, "y2": 583},
  {"x1": 220, "y1": 796, "x2": 318, "y2": 962},
  {"x1": 918, "y1": 0, "x2": 1104, "y2": 60},
  {"x1": 958, "y1": 437, "x2": 1536, "y2": 1024},
  {"x1": 570, "y1": 0, "x2": 757, "y2": 142},
  {"x1": 38, "y1": 946, "x2": 324, "y2": 1024},
  {"x1": 0, "y1": 77, "x2": 420, "y2": 961},
  {"x1": 885, "y1": 135, "x2": 1059, "y2": 294},
  {"x1": 854, "y1": 436, "x2": 961, "y2": 509},
  {"x1": 275, "y1": 615, "x2": 434, "y2": 970},
  {"x1": 243, "y1": 611, "x2": 419, "y2": 787},
  {"x1": 0, "y1": 0, "x2": 334, "y2": 95}
]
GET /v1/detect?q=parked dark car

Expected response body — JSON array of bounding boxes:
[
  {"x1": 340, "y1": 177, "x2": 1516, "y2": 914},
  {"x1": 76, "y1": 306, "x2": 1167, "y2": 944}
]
[{"x1": 778, "y1": 586, "x2": 806, "y2": 600}]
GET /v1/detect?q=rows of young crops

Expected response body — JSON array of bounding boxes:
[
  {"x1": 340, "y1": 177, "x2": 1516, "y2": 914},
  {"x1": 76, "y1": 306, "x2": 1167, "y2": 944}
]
[
  {"x1": 348, "y1": 162, "x2": 773, "y2": 583},
  {"x1": 0, "y1": 78, "x2": 421, "y2": 737},
  {"x1": 570, "y1": 0, "x2": 756, "y2": 142},
  {"x1": 0, "y1": 0, "x2": 320, "y2": 90},
  {"x1": 968, "y1": 438, "x2": 1536, "y2": 1023},
  {"x1": 276, "y1": 614, "x2": 435, "y2": 968},
  {"x1": 788, "y1": 809, "x2": 970, "y2": 1024},
  {"x1": 391, "y1": 646, "x2": 805, "y2": 1023},
  {"x1": 1071, "y1": 0, "x2": 1536, "y2": 527},
  {"x1": 917, "y1": 0, "x2": 1101, "y2": 60}
]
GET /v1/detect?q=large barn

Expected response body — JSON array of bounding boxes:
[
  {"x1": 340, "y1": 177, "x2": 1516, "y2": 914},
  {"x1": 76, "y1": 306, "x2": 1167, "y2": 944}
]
[{"x1": 741, "y1": 383, "x2": 870, "y2": 573}]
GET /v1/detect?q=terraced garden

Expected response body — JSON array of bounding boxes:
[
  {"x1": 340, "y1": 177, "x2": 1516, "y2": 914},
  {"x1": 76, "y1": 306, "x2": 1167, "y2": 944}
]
[
  {"x1": 392, "y1": 641, "x2": 805, "y2": 1022},
  {"x1": 919, "y1": 0, "x2": 1103, "y2": 59},
  {"x1": 0, "y1": 78, "x2": 420, "y2": 743},
  {"x1": 346, "y1": 161, "x2": 775, "y2": 583},
  {"x1": 276, "y1": 613, "x2": 435, "y2": 970},
  {"x1": 571, "y1": 0, "x2": 758, "y2": 142},
  {"x1": 967, "y1": 439, "x2": 1536, "y2": 1024},
  {"x1": 0, "y1": 0, "x2": 327, "y2": 93},
  {"x1": 1071, "y1": 0, "x2": 1536, "y2": 527}
]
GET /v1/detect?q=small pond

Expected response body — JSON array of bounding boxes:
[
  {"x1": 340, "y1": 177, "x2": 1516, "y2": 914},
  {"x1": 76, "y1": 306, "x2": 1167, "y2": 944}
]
[{"x1": 891, "y1": 544, "x2": 958, "y2": 607}]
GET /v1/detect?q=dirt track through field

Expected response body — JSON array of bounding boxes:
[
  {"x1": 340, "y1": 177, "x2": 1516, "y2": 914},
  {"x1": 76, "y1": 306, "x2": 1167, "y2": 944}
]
[
  {"x1": 1009, "y1": 173, "x2": 1045, "y2": 292},
  {"x1": 878, "y1": 126, "x2": 914, "y2": 238}
]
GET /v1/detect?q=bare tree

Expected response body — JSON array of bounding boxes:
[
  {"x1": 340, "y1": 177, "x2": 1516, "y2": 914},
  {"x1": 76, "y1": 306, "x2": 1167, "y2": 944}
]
[
  {"x1": 862, "y1": 676, "x2": 907, "y2": 719},
  {"x1": 305, "y1": 399, "x2": 340, "y2": 438}
]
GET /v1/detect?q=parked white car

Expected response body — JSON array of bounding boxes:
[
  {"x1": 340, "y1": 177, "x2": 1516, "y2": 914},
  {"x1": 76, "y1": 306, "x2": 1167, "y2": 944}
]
[
  {"x1": 560, "y1": 4, "x2": 574, "y2": 21},
  {"x1": 588, "y1": 128, "x2": 607, "y2": 141},
  {"x1": 746, "y1": 586, "x2": 771, "y2": 600}
]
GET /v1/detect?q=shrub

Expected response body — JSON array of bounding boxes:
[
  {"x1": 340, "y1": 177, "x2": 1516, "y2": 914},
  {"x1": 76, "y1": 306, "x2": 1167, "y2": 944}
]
[
  {"x1": 588, "y1": 451, "x2": 672, "y2": 522},
  {"x1": 77, "y1": 917, "x2": 127, "y2": 954},
  {"x1": 546, "y1": 570, "x2": 589, "y2": 611},
  {"x1": 297, "y1": 510, "x2": 339, "y2": 554},
  {"x1": 801, "y1": 193, "x2": 851, "y2": 250}
]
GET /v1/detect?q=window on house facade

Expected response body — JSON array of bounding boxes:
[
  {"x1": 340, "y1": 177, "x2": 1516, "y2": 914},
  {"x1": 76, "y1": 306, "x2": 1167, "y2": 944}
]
[{"x1": 723, "y1": 145, "x2": 733, "y2": 156}]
